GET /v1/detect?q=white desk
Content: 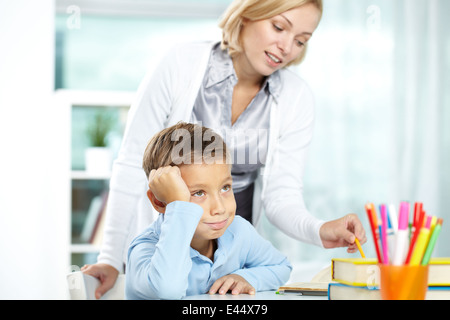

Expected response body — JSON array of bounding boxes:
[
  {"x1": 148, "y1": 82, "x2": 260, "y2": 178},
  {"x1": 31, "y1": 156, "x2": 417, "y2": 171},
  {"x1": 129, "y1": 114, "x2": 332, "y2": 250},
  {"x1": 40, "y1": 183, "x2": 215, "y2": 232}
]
[
  {"x1": 183, "y1": 290, "x2": 327, "y2": 300},
  {"x1": 179, "y1": 291, "x2": 326, "y2": 318},
  {"x1": 67, "y1": 272, "x2": 328, "y2": 300}
]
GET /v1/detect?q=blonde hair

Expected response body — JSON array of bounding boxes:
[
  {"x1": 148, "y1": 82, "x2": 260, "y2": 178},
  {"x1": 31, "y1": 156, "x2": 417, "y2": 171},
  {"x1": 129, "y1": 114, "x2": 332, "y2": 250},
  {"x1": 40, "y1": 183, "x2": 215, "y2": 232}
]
[
  {"x1": 143, "y1": 122, "x2": 230, "y2": 178},
  {"x1": 218, "y1": 0, "x2": 323, "y2": 66}
]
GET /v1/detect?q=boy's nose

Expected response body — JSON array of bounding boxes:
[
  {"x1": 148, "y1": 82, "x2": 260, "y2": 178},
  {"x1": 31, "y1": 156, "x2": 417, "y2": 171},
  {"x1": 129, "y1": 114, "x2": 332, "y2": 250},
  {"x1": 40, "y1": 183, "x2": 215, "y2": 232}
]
[{"x1": 210, "y1": 196, "x2": 226, "y2": 216}]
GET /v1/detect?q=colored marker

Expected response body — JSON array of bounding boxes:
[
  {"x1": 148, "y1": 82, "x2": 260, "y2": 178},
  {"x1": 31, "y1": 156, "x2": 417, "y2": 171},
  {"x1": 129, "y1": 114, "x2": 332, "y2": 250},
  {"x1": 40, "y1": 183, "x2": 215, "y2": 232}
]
[
  {"x1": 422, "y1": 219, "x2": 443, "y2": 265},
  {"x1": 413, "y1": 202, "x2": 423, "y2": 232},
  {"x1": 410, "y1": 216, "x2": 432, "y2": 266},
  {"x1": 429, "y1": 216, "x2": 438, "y2": 234},
  {"x1": 365, "y1": 203, "x2": 382, "y2": 263},
  {"x1": 380, "y1": 204, "x2": 389, "y2": 264},
  {"x1": 404, "y1": 211, "x2": 426, "y2": 264},
  {"x1": 386, "y1": 207, "x2": 395, "y2": 260},
  {"x1": 392, "y1": 202, "x2": 410, "y2": 265},
  {"x1": 419, "y1": 209, "x2": 426, "y2": 228},
  {"x1": 388, "y1": 204, "x2": 398, "y2": 232}
]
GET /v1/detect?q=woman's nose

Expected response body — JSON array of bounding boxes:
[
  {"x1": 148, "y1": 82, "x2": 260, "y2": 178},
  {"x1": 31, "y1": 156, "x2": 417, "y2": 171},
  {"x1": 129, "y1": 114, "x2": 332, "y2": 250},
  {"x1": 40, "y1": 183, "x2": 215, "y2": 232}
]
[{"x1": 278, "y1": 34, "x2": 292, "y2": 56}]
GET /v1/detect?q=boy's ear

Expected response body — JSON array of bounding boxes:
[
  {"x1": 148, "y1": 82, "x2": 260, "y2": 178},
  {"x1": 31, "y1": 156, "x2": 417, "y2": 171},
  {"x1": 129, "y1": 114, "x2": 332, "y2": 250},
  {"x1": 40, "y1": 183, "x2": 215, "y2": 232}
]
[{"x1": 147, "y1": 189, "x2": 166, "y2": 214}]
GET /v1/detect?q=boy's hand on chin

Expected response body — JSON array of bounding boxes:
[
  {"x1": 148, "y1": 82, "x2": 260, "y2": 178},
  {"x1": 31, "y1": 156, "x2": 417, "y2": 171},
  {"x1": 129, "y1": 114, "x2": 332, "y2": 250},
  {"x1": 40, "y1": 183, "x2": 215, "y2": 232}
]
[{"x1": 148, "y1": 166, "x2": 191, "y2": 205}]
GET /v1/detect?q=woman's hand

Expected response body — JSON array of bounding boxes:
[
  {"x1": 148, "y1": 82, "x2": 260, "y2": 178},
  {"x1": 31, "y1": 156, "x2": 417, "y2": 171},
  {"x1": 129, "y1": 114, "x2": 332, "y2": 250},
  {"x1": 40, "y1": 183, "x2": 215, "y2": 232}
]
[
  {"x1": 81, "y1": 263, "x2": 119, "y2": 299},
  {"x1": 209, "y1": 274, "x2": 255, "y2": 295},
  {"x1": 319, "y1": 214, "x2": 367, "y2": 253}
]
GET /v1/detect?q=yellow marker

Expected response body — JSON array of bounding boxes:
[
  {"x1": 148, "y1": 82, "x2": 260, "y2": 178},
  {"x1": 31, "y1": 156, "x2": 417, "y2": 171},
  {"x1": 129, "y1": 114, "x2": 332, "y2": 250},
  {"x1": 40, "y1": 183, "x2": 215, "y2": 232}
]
[
  {"x1": 355, "y1": 238, "x2": 366, "y2": 258},
  {"x1": 410, "y1": 228, "x2": 431, "y2": 266}
]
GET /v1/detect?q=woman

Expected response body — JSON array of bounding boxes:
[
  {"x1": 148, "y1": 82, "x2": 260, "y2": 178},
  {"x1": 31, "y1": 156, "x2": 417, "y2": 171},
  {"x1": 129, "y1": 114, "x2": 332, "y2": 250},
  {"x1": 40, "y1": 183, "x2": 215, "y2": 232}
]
[{"x1": 82, "y1": 0, "x2": 366, "y2": 299}]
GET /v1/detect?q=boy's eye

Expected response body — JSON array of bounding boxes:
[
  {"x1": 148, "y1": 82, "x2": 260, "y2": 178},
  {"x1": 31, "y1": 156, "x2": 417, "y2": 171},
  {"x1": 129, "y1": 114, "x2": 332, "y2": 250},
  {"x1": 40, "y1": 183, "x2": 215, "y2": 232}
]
[
  {"x1": 221, "y1": 185, "x2": 231, "y2": 193},
  {"x1": 192, "y1": 190, "x2": 205, "y2": 197}
]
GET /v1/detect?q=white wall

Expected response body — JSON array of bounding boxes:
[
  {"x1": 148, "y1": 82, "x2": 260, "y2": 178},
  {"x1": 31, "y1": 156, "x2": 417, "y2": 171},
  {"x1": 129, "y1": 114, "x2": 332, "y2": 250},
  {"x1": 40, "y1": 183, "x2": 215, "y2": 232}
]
[{"x1": 0, "y1": 0, "x2": 69, "y2": 299}]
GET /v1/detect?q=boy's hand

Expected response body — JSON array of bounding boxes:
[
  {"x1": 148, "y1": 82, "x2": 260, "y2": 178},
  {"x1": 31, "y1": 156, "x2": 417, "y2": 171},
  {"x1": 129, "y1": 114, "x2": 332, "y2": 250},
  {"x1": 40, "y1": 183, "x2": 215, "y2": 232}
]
[
  {"x1": 148, "y1": 166, "x2": 190, "y2": 205},
  {"x1": 209, "y1": 274, "x2": 255, "y2": 295}
]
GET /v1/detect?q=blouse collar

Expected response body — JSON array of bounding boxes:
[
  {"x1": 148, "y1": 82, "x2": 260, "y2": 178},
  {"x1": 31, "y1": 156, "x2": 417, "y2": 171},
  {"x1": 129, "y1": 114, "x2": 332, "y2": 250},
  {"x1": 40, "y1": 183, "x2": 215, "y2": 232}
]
[{"x1": 205, "y1": 43, "x2": 281, "y2": 103}]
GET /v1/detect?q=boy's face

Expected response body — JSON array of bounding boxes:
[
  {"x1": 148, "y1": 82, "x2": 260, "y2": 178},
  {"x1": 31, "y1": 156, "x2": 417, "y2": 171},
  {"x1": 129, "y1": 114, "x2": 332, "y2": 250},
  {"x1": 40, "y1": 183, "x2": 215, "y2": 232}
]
[{"x1": 179, "y1": 163, "x2": 236, "y2": 243}]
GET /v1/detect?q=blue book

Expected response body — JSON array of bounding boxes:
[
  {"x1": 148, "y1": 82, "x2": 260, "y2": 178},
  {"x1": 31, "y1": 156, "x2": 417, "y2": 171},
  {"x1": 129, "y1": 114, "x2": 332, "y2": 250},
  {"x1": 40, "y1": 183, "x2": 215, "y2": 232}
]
[{"x1": 328, "y1": 283, "x2": 450, "y2": 300}]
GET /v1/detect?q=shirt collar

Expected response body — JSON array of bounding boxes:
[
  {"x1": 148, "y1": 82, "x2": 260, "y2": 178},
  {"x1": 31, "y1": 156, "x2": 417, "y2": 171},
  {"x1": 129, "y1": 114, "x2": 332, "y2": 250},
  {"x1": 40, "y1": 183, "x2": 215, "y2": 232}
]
[
  {"x1": 205, "y1": 44, "x2": 236, "y2": 89},
  {"x1": 265, "y1": 71, "x2": 281, "y2": 103},
  {"x1": 188, "y1": 222, "x2": 234, "y2": 264},
  {"x1": 206, "y1": 43, "x2": 281, "y2": 102}
]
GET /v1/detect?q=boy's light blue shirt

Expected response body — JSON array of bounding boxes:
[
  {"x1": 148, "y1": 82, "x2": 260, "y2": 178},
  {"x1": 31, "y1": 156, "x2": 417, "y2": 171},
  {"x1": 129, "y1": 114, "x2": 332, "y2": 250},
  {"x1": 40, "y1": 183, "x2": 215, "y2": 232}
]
[{"x1": 125, "y1": 201, "x2": 292, "y2": 300}]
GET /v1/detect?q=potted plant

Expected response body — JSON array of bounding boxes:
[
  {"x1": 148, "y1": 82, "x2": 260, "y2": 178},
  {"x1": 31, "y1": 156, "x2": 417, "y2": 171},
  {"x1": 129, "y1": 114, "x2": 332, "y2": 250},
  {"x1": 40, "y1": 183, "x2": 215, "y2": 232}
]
[{"x1": 84, "y1": 110, "x2": 114, "y2": 174}]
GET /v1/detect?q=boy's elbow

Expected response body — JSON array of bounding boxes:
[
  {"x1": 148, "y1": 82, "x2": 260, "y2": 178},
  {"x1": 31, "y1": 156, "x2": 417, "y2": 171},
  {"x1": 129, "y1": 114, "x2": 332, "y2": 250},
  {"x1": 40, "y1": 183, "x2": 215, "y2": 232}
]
[
  {"x1": 125, "y1": 279, "x2": 186, "y2": 300},
  {"x1": 126, "y1": 270, "x2": 187, "y2": 300},
  {"x1": 282, "y1": 263, "x2": 293, "y2": 283},
  {"x1": 282, "y1": 258, "x2": 293, "y2": 278},
  {"x1": 270, "y1": 258, "x2": 292, "y2": 287},
  {"x1": 154, "y1": 287, "x2": 186, "y2": 300},
  {"x1": 125, "y1": 274, "x2": 155, "y2": 300},
  {"x1": 150, "y1": 269, "x2": 189, "y2": 299}
]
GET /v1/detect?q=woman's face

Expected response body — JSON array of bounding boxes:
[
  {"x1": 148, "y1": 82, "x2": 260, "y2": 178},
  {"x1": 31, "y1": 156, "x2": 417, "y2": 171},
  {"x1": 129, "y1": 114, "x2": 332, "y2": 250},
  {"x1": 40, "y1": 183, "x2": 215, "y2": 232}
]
[{"x1": 236, "y1": 3, "x2": 321, "y2": 78}]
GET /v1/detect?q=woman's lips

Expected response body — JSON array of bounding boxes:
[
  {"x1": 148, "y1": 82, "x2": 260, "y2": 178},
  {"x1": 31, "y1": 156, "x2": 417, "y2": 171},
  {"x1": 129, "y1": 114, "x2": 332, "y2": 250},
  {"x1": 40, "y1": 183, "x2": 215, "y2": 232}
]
[
  {"x1": 265, "y1": 51, "x2": 282, "y2": 67},
  {"x1": 205, "y1": 218, "x2": 228, "y2": 230}
]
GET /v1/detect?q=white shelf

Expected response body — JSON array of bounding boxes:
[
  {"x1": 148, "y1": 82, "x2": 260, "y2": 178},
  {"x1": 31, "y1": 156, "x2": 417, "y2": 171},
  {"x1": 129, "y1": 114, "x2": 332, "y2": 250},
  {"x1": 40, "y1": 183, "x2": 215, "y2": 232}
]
[
  {"x1": 60, "y1": 89, "x2": 133, "y2": 269},
  {"x1": 71, "y1": 244, "x2": 101, "y2": 254},
  {"x1": 71, "y1": 170, "x2": 111, "y2": 180},
  {"x1": 55, "y1": 89, "x2": 135, "y2": 107}
]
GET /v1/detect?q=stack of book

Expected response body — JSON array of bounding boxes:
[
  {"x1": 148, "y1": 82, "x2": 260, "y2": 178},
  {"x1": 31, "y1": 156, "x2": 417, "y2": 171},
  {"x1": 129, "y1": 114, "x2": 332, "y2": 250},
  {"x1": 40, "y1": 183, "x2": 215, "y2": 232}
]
[
  {"x1": 80, "y1": 191, "x2": 109, "y2": 245},
  {"x1": 328, "y1": 258, "x2": 450, "y2": 300}
]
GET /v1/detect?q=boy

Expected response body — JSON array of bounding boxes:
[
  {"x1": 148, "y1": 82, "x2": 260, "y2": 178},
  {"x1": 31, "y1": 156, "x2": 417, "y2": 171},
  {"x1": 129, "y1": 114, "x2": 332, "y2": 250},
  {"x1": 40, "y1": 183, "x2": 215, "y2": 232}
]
[{"x1": 125, "y1": 122, "x2": 291, "y2": 300}]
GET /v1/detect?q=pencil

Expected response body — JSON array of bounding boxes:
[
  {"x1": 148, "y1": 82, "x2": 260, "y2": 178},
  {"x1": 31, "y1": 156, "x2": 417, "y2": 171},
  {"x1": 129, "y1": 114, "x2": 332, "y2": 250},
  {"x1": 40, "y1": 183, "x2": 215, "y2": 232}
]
[{"x1": 355, "y1": 238, "x2": 366, "y2": 258}]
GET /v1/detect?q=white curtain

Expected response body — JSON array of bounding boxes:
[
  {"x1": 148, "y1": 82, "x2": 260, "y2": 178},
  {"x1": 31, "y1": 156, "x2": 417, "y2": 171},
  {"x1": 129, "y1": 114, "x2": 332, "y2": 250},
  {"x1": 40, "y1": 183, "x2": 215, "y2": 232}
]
[{"x1": 259, "y1": 0, "x2": 450, "y2": 278}]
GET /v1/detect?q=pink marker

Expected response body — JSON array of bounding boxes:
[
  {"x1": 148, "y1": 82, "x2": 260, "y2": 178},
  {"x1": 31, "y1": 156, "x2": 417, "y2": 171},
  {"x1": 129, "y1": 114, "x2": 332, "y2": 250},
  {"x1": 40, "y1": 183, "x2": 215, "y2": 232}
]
[
  {"x1": 425, "y1": 215, "x2": 432, "y2": 229},
  {"x1": 380, "y1": 204, "x2": 389, "y2": 264}
]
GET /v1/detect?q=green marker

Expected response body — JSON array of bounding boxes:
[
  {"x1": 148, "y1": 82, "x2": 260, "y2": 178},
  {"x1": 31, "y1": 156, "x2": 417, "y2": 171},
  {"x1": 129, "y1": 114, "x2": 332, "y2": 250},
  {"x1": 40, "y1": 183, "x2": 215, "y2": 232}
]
[{"x1": 421, "y1": 219, "x2": 443, "y2": 266}]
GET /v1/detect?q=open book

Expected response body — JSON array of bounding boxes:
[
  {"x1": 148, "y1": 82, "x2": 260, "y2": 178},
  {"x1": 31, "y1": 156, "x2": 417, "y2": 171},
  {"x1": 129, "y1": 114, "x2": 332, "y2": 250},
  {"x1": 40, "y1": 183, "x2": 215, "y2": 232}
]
[{"x1": 277, "y1": 265, "x2": 332, "y2": 296}]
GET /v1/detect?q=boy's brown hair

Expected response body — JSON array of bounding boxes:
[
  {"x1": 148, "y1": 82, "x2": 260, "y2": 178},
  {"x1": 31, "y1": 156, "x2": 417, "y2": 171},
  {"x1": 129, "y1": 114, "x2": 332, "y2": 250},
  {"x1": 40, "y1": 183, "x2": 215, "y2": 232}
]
[{"x1": 143, "y1": 122, "x2": 230, "y2": 178}]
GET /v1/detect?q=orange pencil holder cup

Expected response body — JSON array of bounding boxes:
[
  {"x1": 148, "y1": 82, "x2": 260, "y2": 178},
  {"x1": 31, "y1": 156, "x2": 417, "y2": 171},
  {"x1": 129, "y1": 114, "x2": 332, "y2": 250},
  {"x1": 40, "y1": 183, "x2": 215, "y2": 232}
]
[{"x1": 379, "y1": 264, "x2": 429, "y2": 300}]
